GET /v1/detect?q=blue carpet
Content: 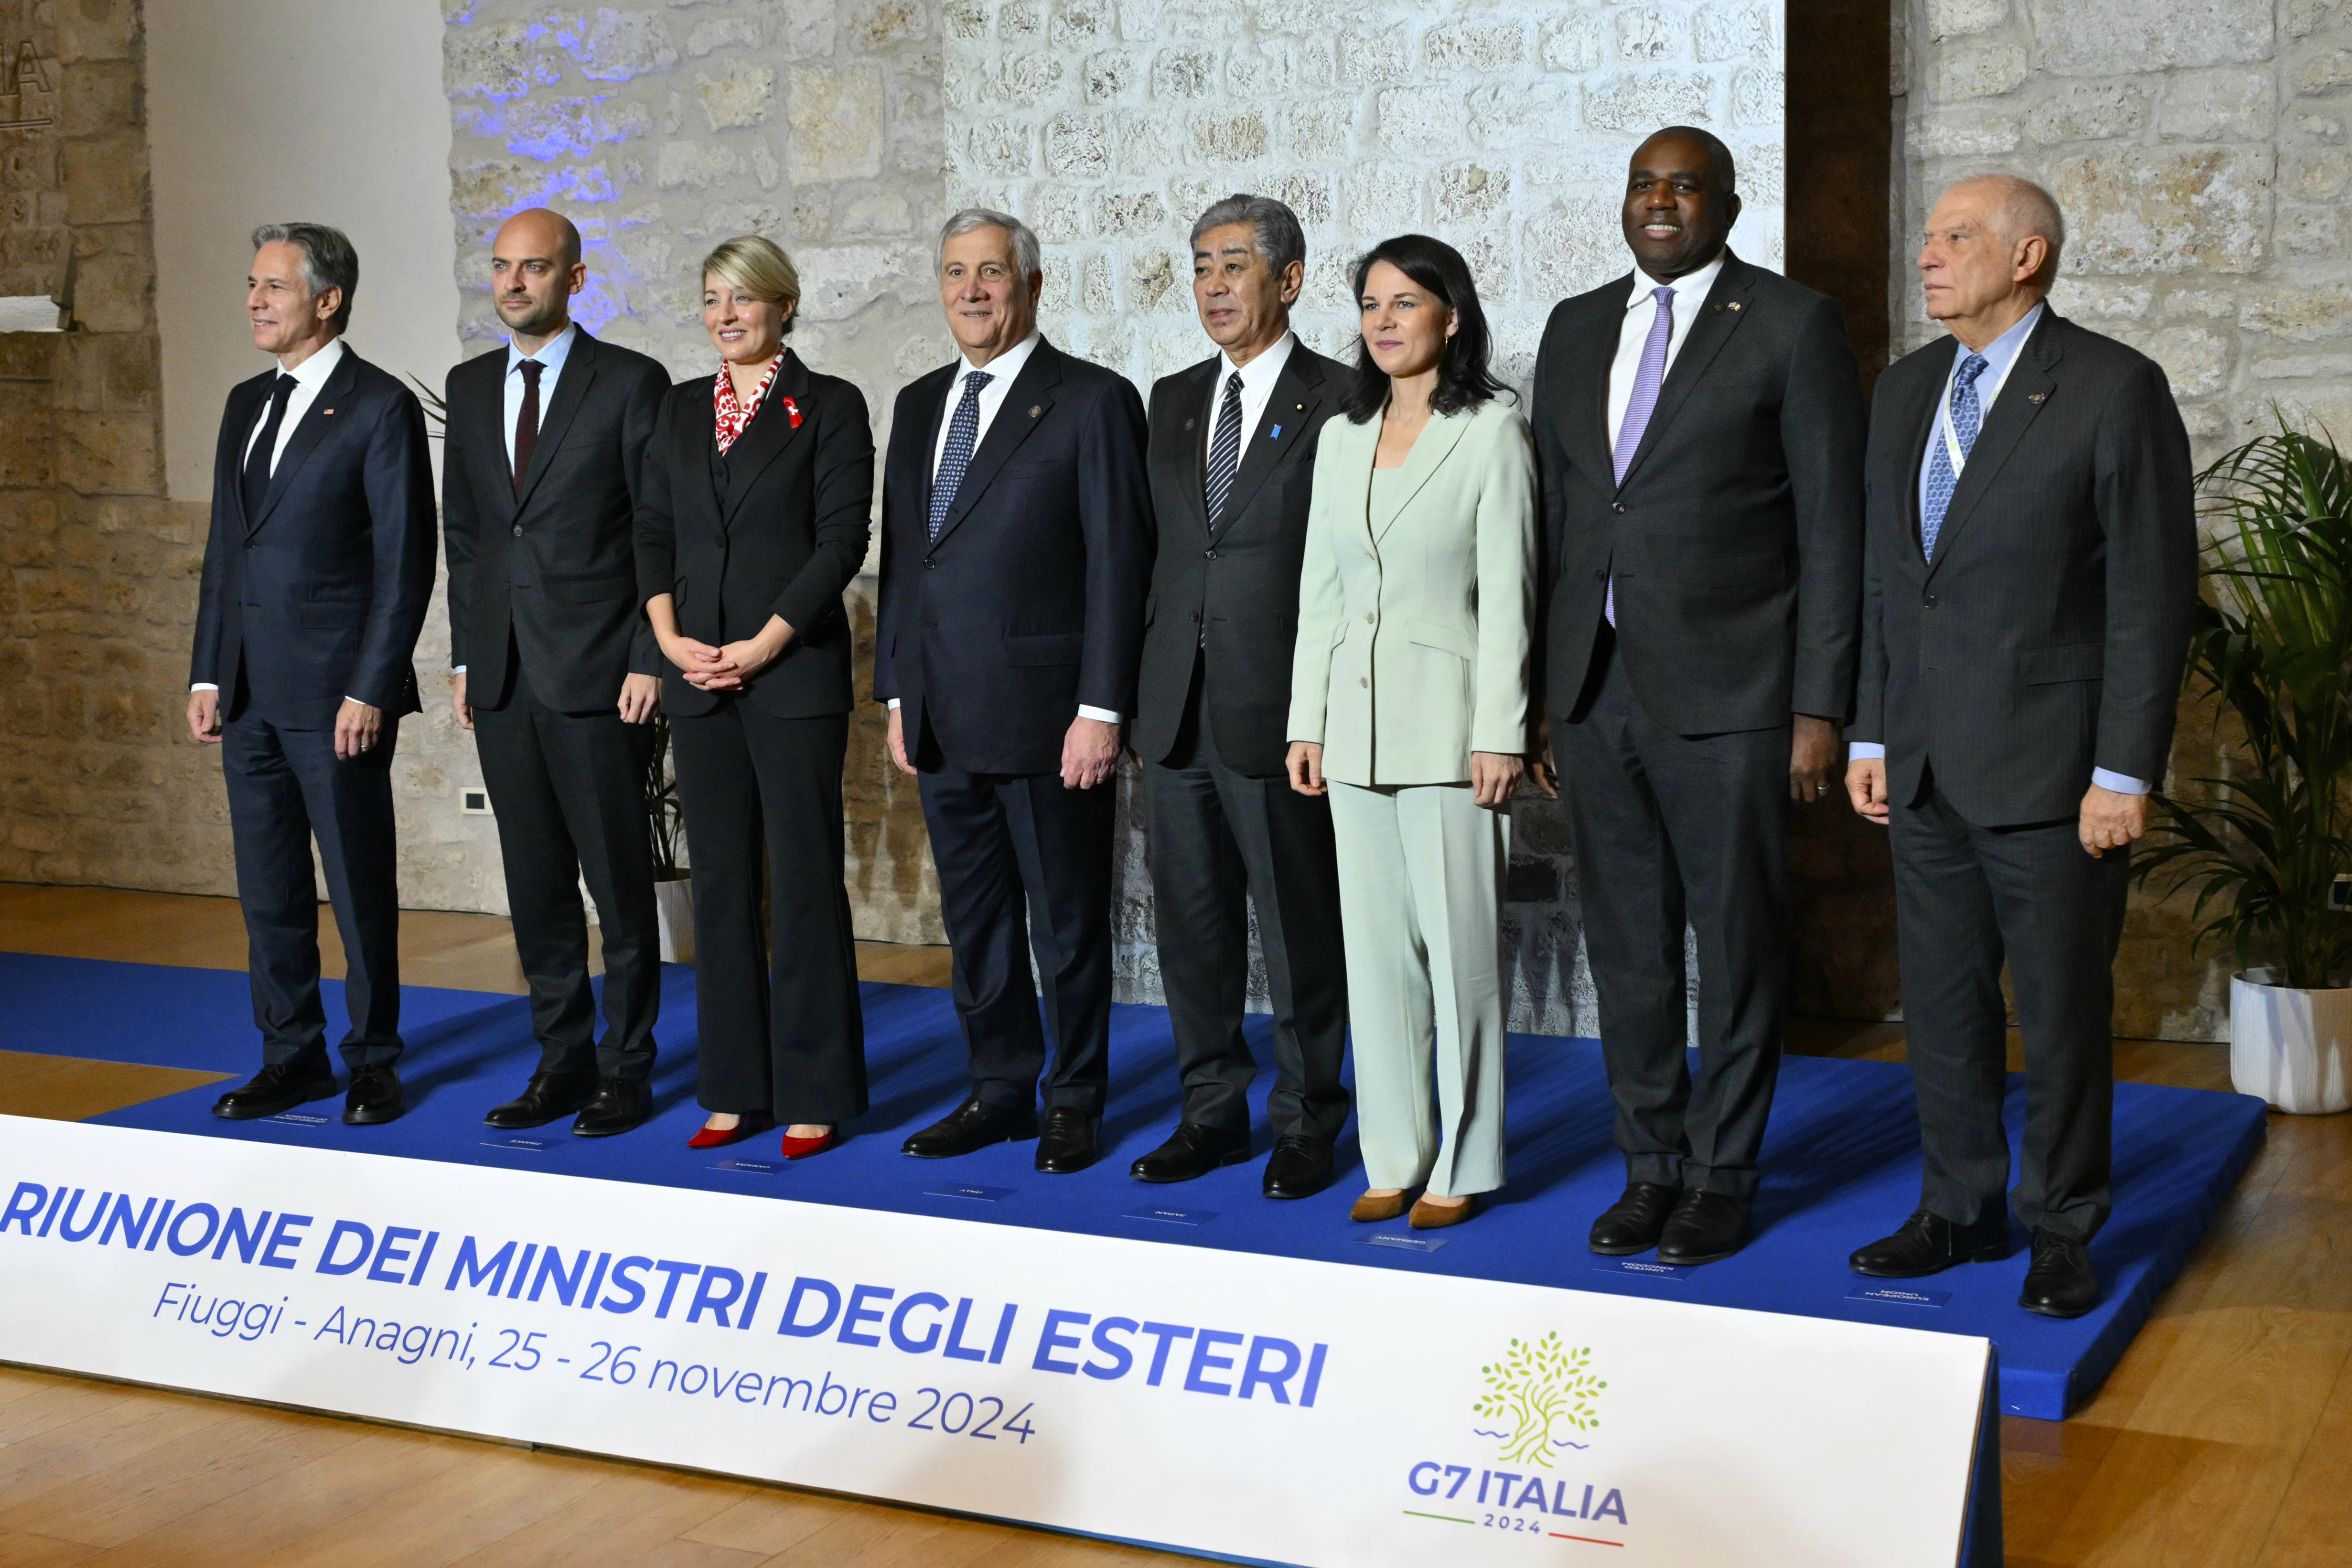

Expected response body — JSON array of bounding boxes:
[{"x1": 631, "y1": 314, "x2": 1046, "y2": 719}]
[{"x1": 3, "y1": 950, "x2": 2265, "y2": 1419}]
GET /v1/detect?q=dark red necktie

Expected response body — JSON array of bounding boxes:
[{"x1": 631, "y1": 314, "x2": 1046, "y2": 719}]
[{"x1": 512, "y1": 359, "x2": 543, "y2": 498}]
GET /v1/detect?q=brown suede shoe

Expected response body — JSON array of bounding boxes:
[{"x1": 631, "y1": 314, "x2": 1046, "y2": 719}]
[
  {"x1": 1350, "y1": 1189, "x2": 1409, "y2": 1223},
  {"x1": 1408, "y1": 1194, "x2": 1478, "y2": 1230}
]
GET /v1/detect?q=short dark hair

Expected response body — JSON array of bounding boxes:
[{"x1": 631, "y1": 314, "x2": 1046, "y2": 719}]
[
  {"x1": 1637, "y1": 125, "x2": 1737, "y2": 195},
  {"x1": 1342, "y1": 234, "x2": 1508, "y2": 424},
  {"x1": 250, "y1": 222, "x2": 359, "y2": 335},
  {"x1": 1190, "y1": 193, "x2": 1306, "y2": 279}
]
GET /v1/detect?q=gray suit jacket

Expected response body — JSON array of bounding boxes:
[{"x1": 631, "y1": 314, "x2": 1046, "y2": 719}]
[{"x1": 1851, "y1": 308, "x2": 2198, "y2": 826}]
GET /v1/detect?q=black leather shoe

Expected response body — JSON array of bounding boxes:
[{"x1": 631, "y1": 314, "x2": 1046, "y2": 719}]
[
  {"x1": 485, "y1": 1070, "x2": 597, "y2": 1129},
  {"x1": 1655, "y1": 1189, "x2": 1749, "y2": 1265},
  {"x1": 1130, "y1": 1123, "x2": 1251, "y2": 1183},
  {"x1": 1849, "y1": 1209, "x2": 2011, "y2": 1278},
  {"x1": 1588, "y1": 1181, "x2": 1682, "y2": 1255},
  {"x1": 2019, "y1": 1229, "x2": 2100, "y2": 1319},
  {"x1": 1262, "y1": 1136, "x2": 1335, "y2": 1200},
  {"x1": 902, "y1": 1095, "x2": 1038, "y2": 1159},
  {"x1": 571, "y1": 1077, "x2": 651, "y2": 1138},
  {"x1": 343, "y1": 1065, "x2": 405, "y2": 1126},
  {"x1": 212, "y1": 1057, "x2": 338, "y2": 1121},
  {"x1": 1034, "y1": 1106, "x2": 1102, "y2": 1174}
]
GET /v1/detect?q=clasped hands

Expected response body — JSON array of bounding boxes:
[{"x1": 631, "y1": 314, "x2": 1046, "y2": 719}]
[{"x1": 659, "y1": 615, "x2": 795, "y2": 694}]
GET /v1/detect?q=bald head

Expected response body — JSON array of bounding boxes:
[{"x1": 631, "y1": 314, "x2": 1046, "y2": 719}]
[
  {"x1": 491, "y1": 207, "x2": 586, "y2": 349},
  {"x1": 498, "y1": 207, "x2": 581, "y2": 269},
  {"x1": 1944, "y1": 175, "x2": 2064, "y2": 283}
]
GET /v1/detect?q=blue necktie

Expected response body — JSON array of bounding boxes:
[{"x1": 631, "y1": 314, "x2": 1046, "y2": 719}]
[
  {"x1": 928, "y1": 370, "x2": 992, "y2": 542},
  {"x1": 1203, "y1": 371, "x2": 1244, "y2": 529},
  {"x1": 1605, "y1": 286, "x2": 1674, "y2": 626},
  {"x1": 1922, "y1": 354, "x2": 1988, "y2": 561}
]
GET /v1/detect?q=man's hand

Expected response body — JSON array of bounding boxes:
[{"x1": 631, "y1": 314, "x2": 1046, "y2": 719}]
[
  {"x1": 1471, "y1": 750, "x2": 1524, "y2": 809},
  {"x1": 2080, "y1": 784, "x2": 2148, "y2": 859},
  {"x1": 187, "y1": 688, "x2": 222, "y2": 745},
  {"x1": 334, "y1": 698, "x2": 382, "y2": 762},
  {"x1": 1791, "y1": 715, "x2": 1840, "y2": 804},
  {"x1": 1846, "y1": 756, "x2": 1890, "y2": 825},
  {"x1": 618, "y1": 673, "x2": 661, "y2": 724},
  {"x1": 1526, "y1": 710, "x2": 1559, "y2": 798},
  {"x1": 1062, "y1": 716, "x2": 1121, "y2": 790},
  {"x1": 452, "y1": 670, "x2": 473, "y2": 732},
  {"x1": 1286, "y1": 741, "x2": 1326, "y2": 797},
  {"x1": 886, "y1": 705, "x2": 916, "y2": 776}
]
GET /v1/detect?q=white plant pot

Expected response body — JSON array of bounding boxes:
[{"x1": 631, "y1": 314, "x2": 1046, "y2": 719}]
[
  {"x1": 2229, "y1": 969, "x2": 2352, "y2": 1114},
  {"x1": 654, "y1": 875, "x2": 696, "y2": 965}
]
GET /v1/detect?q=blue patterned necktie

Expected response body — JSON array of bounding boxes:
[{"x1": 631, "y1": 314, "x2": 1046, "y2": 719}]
[
  {"x1": 1922, "y1": 353, "x2": 1989, "y2": 561},
  {"x1": 1203, "y1": 370, "x2": 1244, "y2": 530},
  {"x1": 928, "y1": 369, "x2": 993, "y2": 542},
  {"x1": 1605, "y1": 285, "x2": 1675, "y2": 626}
]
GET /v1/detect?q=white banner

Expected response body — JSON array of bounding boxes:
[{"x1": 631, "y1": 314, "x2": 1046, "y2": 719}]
[{"x1": 0, "y1": 1117, "x2": 1988, "y2": 1566}]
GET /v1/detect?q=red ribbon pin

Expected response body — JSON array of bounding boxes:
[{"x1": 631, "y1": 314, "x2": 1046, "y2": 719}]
[{"x1": 783, "y1": 396, "x2": 802, "y2": 429}]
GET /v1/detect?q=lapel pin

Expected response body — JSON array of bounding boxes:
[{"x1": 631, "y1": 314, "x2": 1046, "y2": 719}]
[
  {"x1": 2028, "y1": 392, "x2": 2048, "y2": 404},
  {"x1": 1728, "y1": 301, "x2": 1743, "y2": 312},
  {"x1": 1029, "y1": 405, "x2": 1042, "y2": 418},
  {"x1": 1185, "y1": 418, "x2": 1196, "y2": 430},
  {"x1": 783, "y1": 395, "x2": 802, "y2": 429},
  {"x1": 323, "y1": 408, "x2": 335, "y2": 415},
  {"x1": 1270, "y1": 424, "x2": 1282, "y2": 439}
]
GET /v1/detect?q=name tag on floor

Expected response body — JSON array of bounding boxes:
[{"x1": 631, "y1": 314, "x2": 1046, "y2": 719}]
[
  {"x1": 926, "y1": 1182, "x2": 1015, "y2": 1203},
  {"x1": 710, "y1": 1158, "x2": 784, "y2": 1175},
  {"x1": 1847, "y1": 1284, "x2": 1951, "y2": 1308},
  {"x1": 265, "y1": 1112, "x2": 332, "y2": 1127},
  {"x1": 1358, "y1": 1233, "x2": 1449, "y2": 1254},
  {"x1": 1124, "y1": 1205, "x2": 1216, "y2": 1227},
  {"x1": 481, "y1": 1136, "x2": 556, "y2": 1152},
  {"x1": 1592, "y1": 1257, "x2": 1690, "y2": 1281}
]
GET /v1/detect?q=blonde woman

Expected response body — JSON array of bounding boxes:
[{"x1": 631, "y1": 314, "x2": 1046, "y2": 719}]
[
  {"x1": 1287, "y1": 235, "x2": 1537, "y2": 1230},
  {"x1": 635, "y1": 237, "x2": 873, "y2": 1159}
]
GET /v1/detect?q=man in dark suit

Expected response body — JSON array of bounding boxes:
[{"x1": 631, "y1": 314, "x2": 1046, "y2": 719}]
[
  {"x1": 876, "y1": 207, "x2": 1153, "y2": 1174},
  {"x1": 1128, "y1": 194, "x2": 1349, "y2": 1199},
  {"x1": 189, "y1": 223, "x2": 436, "y2": 1126},
  {"x1": 443, "y1": 207, "x2": 673, "y2": 1138},
  {"x1": 1533, "y1": 127, "x2": 1868, "y2": 1264},
  {"x1": 1846, "y1": 175, "x2": 2195, "y2": 1317}
]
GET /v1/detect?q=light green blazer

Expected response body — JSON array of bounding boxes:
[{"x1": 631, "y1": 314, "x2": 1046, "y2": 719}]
[{"x1": 1286, "y1": 399, "x2": 1537, "y2": 787}]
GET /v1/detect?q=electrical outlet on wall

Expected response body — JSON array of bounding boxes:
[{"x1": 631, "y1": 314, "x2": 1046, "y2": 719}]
[{"x1": 460, "y1": 788, "x2": 493, "y2": 816}]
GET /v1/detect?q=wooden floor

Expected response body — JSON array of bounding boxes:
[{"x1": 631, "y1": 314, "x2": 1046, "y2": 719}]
[{"x1": 1, "y1": 883, "x2": 2347, "y2": 1566}]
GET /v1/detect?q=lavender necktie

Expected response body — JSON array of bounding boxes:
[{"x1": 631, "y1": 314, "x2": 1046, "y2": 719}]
[{"x1": 1606, "y1": 286, "x2": 1675, "y2": 626}]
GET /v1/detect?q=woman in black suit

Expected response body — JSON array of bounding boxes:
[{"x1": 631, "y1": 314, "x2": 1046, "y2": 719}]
[{"x1": 636, "y1": 236, "x2": 873, "y2": 1158}]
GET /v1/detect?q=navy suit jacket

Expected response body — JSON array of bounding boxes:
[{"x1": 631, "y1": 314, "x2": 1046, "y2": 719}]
[
  {"x1": 873, "y1": 338, "x2": 1153, "y2": 776},
  {"x1": 190, "y1": 345, "x2": 437, "y2": 729}
]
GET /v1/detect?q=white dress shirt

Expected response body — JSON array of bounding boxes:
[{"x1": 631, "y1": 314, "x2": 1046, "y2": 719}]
[
  {"x1": 1847, "y1": 303, "x2": 2145, "y2": 794},
  {"x1": 894, "y1": 331, "x2": 1119, "y2": 726},
  {"x1": 194, "y1": 338, "x2": 357, "y2": 699},
  {"x1": 1203, "y1": 329, "x2": 1296, "y2": 473},
  {"x1": 452, "y1": 325, "x2": 580, "y2": 675},
  {"x1": 1604, "y1": 251, "x2": 1726, "y2": 450}
]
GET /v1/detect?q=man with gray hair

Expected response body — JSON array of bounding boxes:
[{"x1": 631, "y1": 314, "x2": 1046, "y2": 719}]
[
  {"x1": 190, "y1": 222, "x2": 437, "y2": 1126},
  {"x1": 1126, "y1": 193, "x2": 1352, "y2": 1198},
  {"x1": 1845, "y1": 174, "x2": 2196, "y2": 1317},
  {"x1": 876, "y1": 207, "x2": 1152, "y2": 1173}
]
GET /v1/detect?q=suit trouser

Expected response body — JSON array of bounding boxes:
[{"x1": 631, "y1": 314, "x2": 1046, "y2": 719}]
[
  {"x1": 1891, "y1": 777, "x2": 2128, "y2": 1243},
  {"x1": 917, "y1": 751, "x2": 1117, "y2": 1116},
  {"x1": 471, "y1": 659, "x2": 661, "y2": 1082},
  {"x1": 1327, "y1": 779, "x2": 1508, "y2": 1198},
  {"x1": 220, "y1": 708, "x2": 404, "y2": 1071},
  {"x1": 670, "y1": 704, "x2": 867, "y2": 1122},
  {"x1": 1143, "y1": 666, "x2": 1351, "y2": 1141},
  {"x1": 1554, "y1": 640, "x2": 1788, "y2": 1200}
]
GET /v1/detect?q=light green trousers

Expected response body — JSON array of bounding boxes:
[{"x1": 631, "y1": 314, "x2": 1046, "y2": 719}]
[{"x1": 1327, "y1": 779, "x2": 1509, "y2": 1198}]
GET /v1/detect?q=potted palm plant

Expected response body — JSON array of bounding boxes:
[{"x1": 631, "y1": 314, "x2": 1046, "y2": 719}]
[
  {"x1": 646, "y1": 713, "x2": 695, "y2": 964},
  {"x1": 2136, "y1": 416, "x2": 2352, "y2": 1113}
]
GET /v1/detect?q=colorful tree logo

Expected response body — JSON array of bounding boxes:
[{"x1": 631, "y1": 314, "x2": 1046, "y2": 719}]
[{"x1": 1472, "y1": 1332, "x2": 1606, "y2": 1467}]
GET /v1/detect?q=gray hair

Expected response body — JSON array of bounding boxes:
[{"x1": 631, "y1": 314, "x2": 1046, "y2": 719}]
[
  {"x1": 251, "y1": 222, "x2": 359, "y2": 335},
  {"x1": 1189, "y1": 193, "x2": 1307, "y2": 279},
  {"x1": 934, "y1": 207, "x2": 1040, "y2": 279},
  {"x1": 1953, "y1": 174, "x2": 2066, "y2": 275}
]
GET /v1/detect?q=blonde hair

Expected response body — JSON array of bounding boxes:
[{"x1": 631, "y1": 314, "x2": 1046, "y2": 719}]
[{"x1": 701, "y1": 236, "x2": 800, "y2": 332}]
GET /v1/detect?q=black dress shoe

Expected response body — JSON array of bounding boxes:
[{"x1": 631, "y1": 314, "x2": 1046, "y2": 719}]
[
  {"x1": 343, "y1": 1065, "x2": 405, "y2": 1126},
  {"x1": 1035, "y1": 1106, "x2": 1102, "y2": 1174},
  {"x1": 1262, "y1": 1136, "x2": 1335, "y2": 1200},
  {"x1": 1655, "y1": 1189, "x2": 1749, "y2": 1266},
  {"x1": 1588, "y1": 1181, "x2": 1682, "y2": 1255},
  {"x1": 1129, "y1": 1123, "x2": 1251, "y2": 1183},
  {"x1": 571, "y1": 1078, "x2": 651, "y2": 1138},
  {"x1": 1849, "y1": 1209, "x2": 2011, "y2": 1278},
  {"x1": 212, "y1": 1057, "x2": 338, "y2": 1121},
  {"x1": 2019, "y1": 1229, "x2": 2100, "y2": 1319},
  {"x1": 485, "y1": 1070, "x2": 597, "y2": 1129},
  {"x1": 902, "y1": 1095, "x2": 1038, "y2": 1159}
]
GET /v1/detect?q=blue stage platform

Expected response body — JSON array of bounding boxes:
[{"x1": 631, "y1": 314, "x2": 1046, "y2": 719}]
[{"x1": 1, "y1": 949, "x2": 2266, "y2": 1421}]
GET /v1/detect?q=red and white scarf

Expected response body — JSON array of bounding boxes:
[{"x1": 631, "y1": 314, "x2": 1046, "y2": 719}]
[{"x1": 713, "y1": 353, "x2": 785, "y2": 453}]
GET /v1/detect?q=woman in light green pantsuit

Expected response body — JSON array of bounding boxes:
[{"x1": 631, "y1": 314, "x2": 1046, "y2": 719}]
[{"x1": 1285, "y1": 234, "x2": 1538, "y2": 1232}]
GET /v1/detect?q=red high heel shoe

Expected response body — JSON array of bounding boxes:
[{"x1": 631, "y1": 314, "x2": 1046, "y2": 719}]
[
  {"x1": 687, "y1": 1113, "x2": 773, "y2": 1150},
  {"x1": 779, "y1": 1127, "x2": 836, "y2": 1160}
]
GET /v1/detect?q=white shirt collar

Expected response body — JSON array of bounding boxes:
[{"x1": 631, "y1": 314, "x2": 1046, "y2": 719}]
[
  {"x1": 1626, "y1": 250, "x2": 1729, "y2": 308},
  {"x1": 507, "y1": 322, "x2": 578, "y2": 375},
  {"x1": 955, "y1": 329, "x2": 1041, "y2": 388},
  {"x1": 277, "y1": 335, "x2": 345, "y2": 387},
  {"x1": 1220, "y1": 328, "x2": 1296, "y2": 389}
]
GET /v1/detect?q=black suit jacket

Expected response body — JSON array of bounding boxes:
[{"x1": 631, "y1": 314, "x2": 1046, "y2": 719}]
[
  {"x1": 1853, "y1": 308, "x2": 2197, "y2": 826},
  {"x1": 1133, "y1": 341, "x2": 1341, "y2": 777},
  {"x1": 633, "y1": 352, "x2": 873, "y2": 719},
  {"x1": 873, "y1": 338, "x2": 1153, "y2": 776},
  {"x1": 442, "y1": 329, "x2": 670, "y2": 713},
  {"x1": 1533, "y1": 252, "x2": 1867, "y2": 733},
  {"x1": 190, "y1": 344, "x2": 437, "y2": 729}
]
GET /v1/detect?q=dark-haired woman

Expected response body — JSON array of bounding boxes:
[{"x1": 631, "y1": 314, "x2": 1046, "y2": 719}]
[
  {"x1": 1285, "y1": 235, "x2": 1536, "y2": 1231},
  {"x1": 636, "y1": 236, "x2": 871, "y2": 1159}
]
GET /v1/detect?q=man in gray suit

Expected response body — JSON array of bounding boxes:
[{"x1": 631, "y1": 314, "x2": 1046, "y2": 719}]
[
  {"x1": 1130, "y1": 194, "x2": 1350, "y2": 1199},
  {"x1": 1847, "y1": 175, "x2": 2196, "y2": 1318},
  {"x1": 1533, "y1": 127, "x2": 1868, "y2": 1266}
]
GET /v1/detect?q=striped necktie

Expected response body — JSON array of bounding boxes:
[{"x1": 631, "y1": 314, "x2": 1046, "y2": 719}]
[{"x1": 1203, "y1": 371, "x2": 1244, "y2": 530}]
